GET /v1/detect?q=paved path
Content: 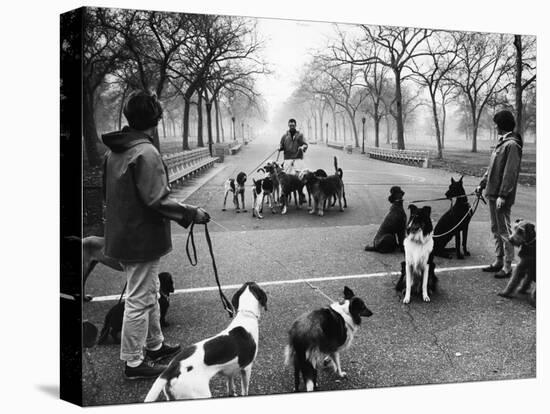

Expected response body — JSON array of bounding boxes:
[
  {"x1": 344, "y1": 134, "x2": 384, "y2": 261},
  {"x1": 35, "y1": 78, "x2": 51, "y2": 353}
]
[{"x1": 82, "y1": 136, "x2": 536, "y2": 406}]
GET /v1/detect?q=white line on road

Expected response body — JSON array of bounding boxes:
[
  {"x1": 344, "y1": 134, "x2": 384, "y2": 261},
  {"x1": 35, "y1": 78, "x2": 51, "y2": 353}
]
[{"x1": 90, "y1": 264, "x2": 490, "y2": 302}]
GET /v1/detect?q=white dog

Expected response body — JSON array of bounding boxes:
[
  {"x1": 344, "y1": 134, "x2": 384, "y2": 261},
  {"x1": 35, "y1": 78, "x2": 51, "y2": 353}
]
[{"x1": 144, "y1": 282, "x2": 267, "y2": 401}]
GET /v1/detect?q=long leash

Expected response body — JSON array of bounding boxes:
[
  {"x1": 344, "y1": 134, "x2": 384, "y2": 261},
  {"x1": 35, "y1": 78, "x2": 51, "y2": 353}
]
[
  {"x1": 431, "y1": 195, "x2": 483, "y2": 239},
  {"x1": 185, "y1": 222, "x2": 235, "y2": 317},
  {"x1": 410, "y1": 192, "x2": 479, "y2": 204},
  {"x1": 246, "y1": 149, "x2": 279, "y2": 177},
  {"x1": 208, "y1": 218, "x2": 336, "y2": 303}
]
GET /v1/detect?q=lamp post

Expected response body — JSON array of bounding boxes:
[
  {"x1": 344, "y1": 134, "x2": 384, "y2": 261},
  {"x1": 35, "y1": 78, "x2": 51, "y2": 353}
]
[
  {"x1": 325, "y1": 122, "x2": 328, "y2": 144},
  {"x1": 361, "y1": 117, "x2": 366, "y2": 154},
  {"x1": 231, "y1": 116, "x2": 236, "y2": 142},
  {"x1": 241, "y1": 121, "x2": 244, "y2": 142}
]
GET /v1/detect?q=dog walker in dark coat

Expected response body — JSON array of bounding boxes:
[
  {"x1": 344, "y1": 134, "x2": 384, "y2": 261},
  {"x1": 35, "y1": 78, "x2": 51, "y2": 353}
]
[
  {"x1": 365, "y1": 186, "x2": 407, "y2": 253},
  {"x1": 97, "y1": 272, "x2": 175, "y2": 344},
  {"x1": 433, "y1": 176, "x2": 472, "y2": 259}
]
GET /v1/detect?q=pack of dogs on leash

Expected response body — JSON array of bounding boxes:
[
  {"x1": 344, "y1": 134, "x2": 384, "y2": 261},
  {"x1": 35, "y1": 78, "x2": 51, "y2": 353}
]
[{"x1": 76, "y1": 165, "x2": 535, "y2": 400}]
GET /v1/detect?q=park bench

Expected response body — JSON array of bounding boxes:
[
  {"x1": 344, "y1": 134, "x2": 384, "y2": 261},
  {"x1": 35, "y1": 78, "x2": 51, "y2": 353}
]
[
  {"x1": 327, "y1": 141, "x2": 345, "y2": 150},
  {"x1": 229, "y1": 140, "x2": 242, "y2": 155},
  {"x1": 366, "y1": 146, "x2": 430, "y2": 168},
  {"x1": 162, "y1": 148, "x2": 219, "y2": 185}
]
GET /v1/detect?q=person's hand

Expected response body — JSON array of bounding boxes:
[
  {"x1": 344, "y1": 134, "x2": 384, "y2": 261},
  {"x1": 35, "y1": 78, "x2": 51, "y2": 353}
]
[
  {"x1": 475, "y1": 185, "x2": 483, "y2": 196},
  {"x1": 496, "y1": 197, "x2": 505, "y2": 209},
  {"x1": 194, "y1": 208, "x2": 210, "y2": 224},
  {"x1": 301, "y1": 145, "x2": 307, "y2": 153}
]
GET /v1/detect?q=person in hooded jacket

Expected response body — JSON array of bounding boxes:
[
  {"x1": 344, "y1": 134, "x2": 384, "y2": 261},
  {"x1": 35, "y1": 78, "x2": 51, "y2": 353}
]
[
  {"x1": 476, "y1": 110, "x2": 523, "y2": 280},
  {"x1": 102, "y1": 91, "x2": 210, "y2": 379}
]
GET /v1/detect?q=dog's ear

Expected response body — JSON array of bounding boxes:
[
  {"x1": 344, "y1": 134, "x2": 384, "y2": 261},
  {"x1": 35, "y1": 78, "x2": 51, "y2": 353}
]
[
  {"x1": 343, "y1": 286, "x2": 355, "y2": 300},
  {"x1": 525, "y1": 222, "x2": 536, "y2": 241},
  {"x1": 231, "y1": 284, "x2": 247, "y2": 310},
  {"x1": 459, "y1": 175, "x2": 464, "y2": 182},
  {"x1": 249, "y1": 282, "x2": 268, "y2": 310},
  {"x1": 422, "y1": 206, "x2": 432, "y2": 216},
  {"x1": 451, "y1": 177, "x2": 455, "y2": 184},
  {"x1": 408, "y1": 204, "x2": 417, "y2": 212}
]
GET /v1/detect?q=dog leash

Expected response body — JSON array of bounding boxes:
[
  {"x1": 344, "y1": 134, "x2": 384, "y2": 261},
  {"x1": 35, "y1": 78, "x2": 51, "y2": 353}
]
[
  {"x1": 246, "y1": 149, "x2": 279, "y2": 177},
  {"x1": 410, "y1": 191, "x2": 480, "y2": 204},
  {"x1": 431, "y1": 194, "x2": 484, "y2": 239},
  {"x1": 208, "y1": 218, "x2": 336, "y2": 304},
  {"x1": 185, "y1": 222, "x2": 235, "y2": 318}
]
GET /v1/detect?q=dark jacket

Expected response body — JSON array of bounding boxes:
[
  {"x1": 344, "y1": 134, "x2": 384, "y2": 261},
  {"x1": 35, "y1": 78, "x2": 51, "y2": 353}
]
[
  {"x1": 279, "y1": 130, "x2": 307, "y2": 160},
  {"x1": 102, "y1": 127, "x2": 197, "y2": 262},
  {"x1": 480, "y1": 132, "x2": 523, "y2": 206}
]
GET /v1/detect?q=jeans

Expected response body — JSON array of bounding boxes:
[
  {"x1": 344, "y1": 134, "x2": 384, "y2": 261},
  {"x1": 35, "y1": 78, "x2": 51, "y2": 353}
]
[
  {"x1": 120, "y1": 259, "x2": 164, "y2": 362},
  {"x1": 488, "y1": 198, "x2": 514, "y2": 265}
]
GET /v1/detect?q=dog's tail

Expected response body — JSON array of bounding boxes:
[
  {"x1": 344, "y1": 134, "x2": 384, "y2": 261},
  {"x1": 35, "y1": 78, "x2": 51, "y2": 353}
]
[
  {"x1": 334, "y1": 156, "x2": 338, "y2": 173},
  {"x1": 96, "y1": 313, "x2": 112, "y2": 345},
  {"x1": 144, "y1": 377, "x2": 168, "y2": 403}
]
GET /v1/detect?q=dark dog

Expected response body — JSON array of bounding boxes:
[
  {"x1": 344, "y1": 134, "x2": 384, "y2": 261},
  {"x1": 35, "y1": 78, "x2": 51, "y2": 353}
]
[
  {"x1": 365, "y1": 186, "x2": 407, "y2": 253},
  {"x1": 299, "y1": 168, "x2": 328, "y2": 207},
  {"x1": 271, "y1": 162, "x2": 305, "y2": 215},
  {"x1": 303, "y1": 157, "x2": 347, "y2": 217},
  {"x1": 285, "y1": 286, "x2": 372, "y2": 392},
  {"x1": 498, "y1": 219, "x2": 536, "y2": 306},
  {"x1": 97, "y1": 272, "x2": 175, "y2": 344},
  {"x1": 433, "y1": 176, "x2": 472, "y2": 259},
  {"x1": 223, "y1": 172, "x2": 247, "y2": 212},
  {"x1": 252, "y1": 169, "x2": 277, "y2": 219},
  {"x1": 401, "y1": 205, "x2": 436, "y2": 303}
]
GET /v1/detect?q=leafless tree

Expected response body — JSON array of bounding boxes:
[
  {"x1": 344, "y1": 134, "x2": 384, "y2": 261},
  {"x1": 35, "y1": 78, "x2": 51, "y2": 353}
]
[{"x1": 513, "y1": 35, "x2": 536, "y2": 136}]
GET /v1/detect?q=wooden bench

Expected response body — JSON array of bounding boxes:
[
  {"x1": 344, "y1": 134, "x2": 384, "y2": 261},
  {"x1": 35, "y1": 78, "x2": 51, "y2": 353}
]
[
  {"x1": 366, "y1": 147, "x2": 430, "y2": 168},
  {"x1": 229, "y1": 141, "x2": 242, "y2": 155},
  {"x1": 327, "y1": 141, "x2": 345, "y2": 150},
  {"x1": 162, "y1": 148, "x2": 219, "y2": 185}
]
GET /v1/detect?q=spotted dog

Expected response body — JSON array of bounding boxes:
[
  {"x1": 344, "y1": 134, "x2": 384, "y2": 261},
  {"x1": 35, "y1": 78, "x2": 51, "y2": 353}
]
[
  {"x1": 222, "y1": 172, "x2": 247, "y2": 213},
  {"x1": 144, "y1": 282, "x2": 267, "y2": 401},
  {"x1": 498, "y1": 219, "x2": 536, "y2": 306},
  {"x1": 252, "y1": 168, "x2": 277, "y2": 219},
  {"x1": 284, "y1": 286, "x2": 372, "y2": 392}
]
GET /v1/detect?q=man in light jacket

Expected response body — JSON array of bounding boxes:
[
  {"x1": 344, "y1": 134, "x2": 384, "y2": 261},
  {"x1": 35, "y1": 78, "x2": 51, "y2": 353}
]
[
  {"x1": 102, "y1": 91, "x2": 210, "y2": 379},
  {"x1": 476, "y1": 110, "x2": 523, "y2": 279}
]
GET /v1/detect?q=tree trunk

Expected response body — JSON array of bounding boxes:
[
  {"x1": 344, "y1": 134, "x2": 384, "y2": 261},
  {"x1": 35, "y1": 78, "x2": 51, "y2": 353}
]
[
  {"x1": 441, "y1": 104, "x2": 447, "y2": 149},
  {"x1": 342, "y1": 114, "x2": 346, "y2": 146},
  {"x1": 393, "y1": 69, "x2": 405, "y2": 149},
  {"x1": 471, "y1": 114, "x2": 479, "y2": 152},
  {"x1": 386, "y1": 116, "x2": 392, "y2": 144},
  {"x1": 347, "y1": 110, "x2": 359, "y2": 147},
  {"x1": 214, "y1": 97, "x2": 221, "y2": 144},
  {"x1": 161, "y1": 118, "x2": 166, "y2": 139},
  {"x1": 374, "y1": 115, "x2": 380, "y2": 148},
  {"x1": 117, "y1": 86, "x2": 128, "y2": 130},
  {"x1": 182, "y1": 96, "x2": 191, "y2": 150},
  {"x1": 430, "y1": 92, "x2": 443, "y2": 159},
  {"x1": 514, "y1": 35, "x2": 523, "y2": 136},
  {"x1": 82, "y1": 90, "x2": 101, "y2": 166},
  {"x1": 332, "y1": 110, "x2": 337, "y2": 142}
]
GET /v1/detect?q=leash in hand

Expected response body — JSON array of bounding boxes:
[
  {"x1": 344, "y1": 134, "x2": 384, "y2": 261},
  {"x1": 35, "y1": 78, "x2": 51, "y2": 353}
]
[{"x1": 185, "y1": 221, "x2": 235, "y2": 318}]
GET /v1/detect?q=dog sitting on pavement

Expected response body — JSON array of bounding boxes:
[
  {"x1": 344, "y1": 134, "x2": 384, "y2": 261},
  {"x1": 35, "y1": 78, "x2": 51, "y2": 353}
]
[
  {"x1": 498, "y1": 219, "x2": 536, "y2": 307},
  {"x1": 365, "y1": 186, "x2": 407, "y2": 253},
  {"x1": 301, "y1": 157, "x2": 347, "y2": 217},
  {"x1": 284, "y1": 286, "x2": 372, "y2": 392},
  {"x1": 433, "y1": 176, "x2": 472, "y2": 259},
  {"x1": 97, "y1": 272, "x2": 175, "y2": 344},
  {"x1": 144, "y1": 282, "x2": 268, "y2": 401},
  {"x1": 400, "y1": 204, "x2": 436, "y2": 304},
  {"x1": 222, "y1": 172, "x2": 247, "y2": 213}
]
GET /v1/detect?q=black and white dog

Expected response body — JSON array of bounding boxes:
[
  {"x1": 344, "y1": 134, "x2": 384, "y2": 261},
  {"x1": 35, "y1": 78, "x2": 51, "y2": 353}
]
[
  {"x1": 364, "y1": 186, "x2": 407, "y2": 253},
  {"x1": 252, "y1": 169, "x2": 276, "y2": 219},
  {"x1": 144, "y1": 282, "x2": 267, "y2": 401},
  {"x1": 223, "y1": 172, "x2": 247, "y2": 212},
  {"x1": 284, "y1": 286, "x2": 372, "y2": 392},
  {"x1": 401, "y1": 205, "x2": 435, "y2": 304}
]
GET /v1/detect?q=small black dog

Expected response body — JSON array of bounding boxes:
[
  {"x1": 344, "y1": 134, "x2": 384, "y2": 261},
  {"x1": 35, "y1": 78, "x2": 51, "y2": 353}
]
[
  {"x1": 97, "y1": 272, "x2": 175, "y2": 344},
  {"x1": 498, "y1": 219, "x2": 536, "y2": 306},
  {"x1": 433, "y1": 176, "x2": 472, "y2": 259},
  {"x1": 365, "y1": 186, "x2": 407, "y2": 253}
]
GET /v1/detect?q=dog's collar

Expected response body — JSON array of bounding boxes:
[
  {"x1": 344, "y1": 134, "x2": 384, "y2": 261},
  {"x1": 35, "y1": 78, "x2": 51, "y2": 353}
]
[{"x1": 237, "y1": 309, "x2": 260, "y2": 320}]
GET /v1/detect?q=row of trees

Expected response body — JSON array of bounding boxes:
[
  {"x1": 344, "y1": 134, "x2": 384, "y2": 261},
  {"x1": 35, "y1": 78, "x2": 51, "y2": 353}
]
[
  {"x1": 82, "y1": 8, "x2": 269, "y2": 166},
  {"x1": 285, "y1": 26, "x2": 536, "y2": 156}
]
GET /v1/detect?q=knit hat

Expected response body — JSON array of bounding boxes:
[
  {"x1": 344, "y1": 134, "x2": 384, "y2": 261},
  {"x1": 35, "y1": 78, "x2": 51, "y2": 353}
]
[
  {"x1": 493, "y1": 110, "x2": 516, "y2": 132},
  {"x1": 123, "y1": 91, "x2": 163, "y2": 131}
]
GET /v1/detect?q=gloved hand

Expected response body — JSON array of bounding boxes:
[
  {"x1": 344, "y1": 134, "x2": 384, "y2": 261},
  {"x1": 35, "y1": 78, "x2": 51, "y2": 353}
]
[
  {"x1": 194, "y1": 208, "x2": 210, "y2": 224},
  {"x1": 474, "y1": 185, "x2": 483, "y2": 196},
  {"x1": 496, "y1": 197, "x2": 506, "y2": 210},
  {"x1": 301, "y1": 145, "x2": 307, "y2": 153}
]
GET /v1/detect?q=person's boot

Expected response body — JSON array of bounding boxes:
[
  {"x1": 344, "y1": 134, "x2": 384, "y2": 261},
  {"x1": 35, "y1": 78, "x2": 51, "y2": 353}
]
[
  {"x1": 145, "y1": 342, "x2": 181, "y2": 362},
  {"x1": 124, "y1": 360, "x2": 167, "y2": 380}
]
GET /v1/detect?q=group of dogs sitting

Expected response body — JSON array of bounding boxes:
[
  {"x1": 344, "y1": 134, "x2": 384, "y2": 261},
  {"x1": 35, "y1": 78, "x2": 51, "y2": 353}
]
[
  {"x1": 364, "y1": 176, "x2": 536, "y2": 306},
  {"x1": 222, "y1": 156, "x2": 347, "y2": 218}
]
